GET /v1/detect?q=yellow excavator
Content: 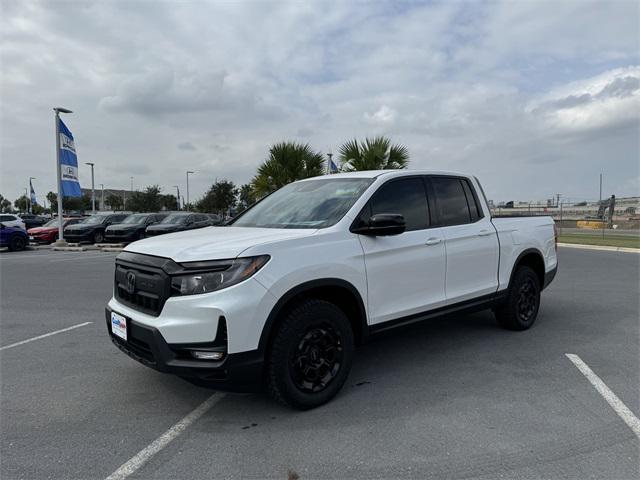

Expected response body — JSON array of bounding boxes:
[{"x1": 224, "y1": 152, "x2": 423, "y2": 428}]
[{"x1": 577, "y1": 195, "x2": 616, "y2": 229}]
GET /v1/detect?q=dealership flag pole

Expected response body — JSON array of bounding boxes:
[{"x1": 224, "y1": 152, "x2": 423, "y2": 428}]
[{"x1": 53, "y1": 107, "x2": 72, "y2": 246}]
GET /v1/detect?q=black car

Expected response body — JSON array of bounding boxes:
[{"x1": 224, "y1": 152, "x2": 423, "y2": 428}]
[
  {"x1": 63, "y1": 213, "x2": 129, "y2": 244},
  {"x1": 145, "y1": 212, "x2": 212, "y2": 237},
  {"x1": 104, "y1": 213, "x2": 168, "y2": 243},
  {"x1": 19, "y1": 214, "x2": 47, "y2": 229},
  {"x1": 207, "y1": 213, "x2": 223, "y2": 225}
]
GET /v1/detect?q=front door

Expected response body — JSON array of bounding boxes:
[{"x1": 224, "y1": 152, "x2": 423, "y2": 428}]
[{"x1": 356, "y1": 177, "x2": 447, "y2": 325}]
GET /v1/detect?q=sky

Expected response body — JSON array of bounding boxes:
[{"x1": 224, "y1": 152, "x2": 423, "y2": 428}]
[{"x1": 1, "y1": 0, "x2": 639, "y2": 205}]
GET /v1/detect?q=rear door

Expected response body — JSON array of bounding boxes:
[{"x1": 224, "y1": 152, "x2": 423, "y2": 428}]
[
  {"x1": 357, "y1": 177, "x2": 447, "y2": 325},
  {"x1": 427, "y1": 176, "x2": 499, "y2": 304}
]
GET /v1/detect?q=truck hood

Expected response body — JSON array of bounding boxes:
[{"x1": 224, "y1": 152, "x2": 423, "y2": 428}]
[{"x1": 125, "y1": 226, "x2": 317, "y2": 262}]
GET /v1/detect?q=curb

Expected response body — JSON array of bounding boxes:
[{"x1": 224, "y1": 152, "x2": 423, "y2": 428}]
[
  {"x1": 558, "y1": 243, "x2": 640, "y2": 253},
  {"x1": 100, "y1": 247, "x2": 124, "y2": 252},
  {"x1": 52, "y1": 246, "x2": 87, "y2": 252}
]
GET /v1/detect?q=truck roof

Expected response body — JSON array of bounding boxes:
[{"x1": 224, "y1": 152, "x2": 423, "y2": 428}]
[{"x1": 301, "y1": 169, "x2": 471, "y2": 180}]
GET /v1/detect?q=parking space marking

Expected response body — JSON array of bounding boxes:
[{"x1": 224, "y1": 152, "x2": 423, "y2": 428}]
[
  {"x1": 105, "y1": 393, "x2": 225, "y2": 480},
  {"x1": 566, "y1": 353, "x2": 640, "y2": 438},
  {"x1": 0, "y1": 322, "x2": 93, "y2": 351}
]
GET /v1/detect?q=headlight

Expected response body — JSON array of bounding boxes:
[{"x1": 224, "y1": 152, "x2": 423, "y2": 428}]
[{"x1": 170, "y1": 255, "x2": 270, "y2": 296}]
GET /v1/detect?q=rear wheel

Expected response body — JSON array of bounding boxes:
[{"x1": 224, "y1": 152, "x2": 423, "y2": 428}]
[
  {"x1": 8, "y1": 235, "x2": 26, "y2": 251},
  {"x1": 494, "y1": 266, "x2": 541, "y2": 330},
  {"x1": 266, "y1": 298, "x2": 354, "y2": 410},
  {"x1": 93, "y1": 230, "x2": 104, "y2": 244}
]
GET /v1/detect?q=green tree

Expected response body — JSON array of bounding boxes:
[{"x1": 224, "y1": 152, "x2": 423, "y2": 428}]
[
  {"x1": 251, "y1": 141, "x2": 325, "y2": 197},
  {"x1": 196, "y1": 180, "x2": 237, "y2": 214},
  {"x1": 160, "y1": 194, "x2": 179, "y2": 211},
  {"x1": 237, "y1": 183, "x2": 257, "y2": 211},
  {"x1": 106, "y1": 193, "x2": 124, "y2": 211},
  {"x1": 339, "y1": 136, "x2": 409, "y2": 171},
  {"x1": 14, "y1": 195, "x2": 28, "y2": 212},
  {"x1": 46, "y1": 192, "x2": 57, "y2": 211},
  {"x1": 126, "y1": 185, "x2": 162, "y2": 212},
  {"x1": 1, "y1": 198, "x2": 11, "y2": 213}
]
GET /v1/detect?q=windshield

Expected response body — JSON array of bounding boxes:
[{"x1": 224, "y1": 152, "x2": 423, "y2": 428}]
[
  {"x1": 232, "y1": 178, "x2": 373, "y2": 229},
  {"x1": 121, "y1": 214, "x2": 148, "y2": 225},
  {"x1": 44, "y1": 219, "x2": 58, "y2": 227},
  {"x1": 79, "y1": 215, "x2": 106, "y2": 225},
  {"x1": 160, "y1": 214, "x2": 189, "y2": 225}
]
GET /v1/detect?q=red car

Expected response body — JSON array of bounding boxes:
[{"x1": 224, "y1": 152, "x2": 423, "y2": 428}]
[{"x1": 28, "y1": 217, "x2": 82, "y2": 244}]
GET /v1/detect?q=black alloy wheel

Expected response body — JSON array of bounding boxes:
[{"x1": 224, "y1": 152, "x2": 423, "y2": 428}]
[
  {"x1": 495, "y1": 265, "x2": 541, "y2": 331},
  {"x1": 290, "y1": 324, "x2": 344, "y2": 393},
  {"x1": 266, "y1": 298, "x2": 354, "y2": 410}
]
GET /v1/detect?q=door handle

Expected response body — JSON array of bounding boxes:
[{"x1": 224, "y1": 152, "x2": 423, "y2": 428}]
[
  {"x1": 425, "y1": 237, "x2": 442, "y2": 246},
  {"x1": 478, "y1": 229, "x2": 493, "y2": 236}
]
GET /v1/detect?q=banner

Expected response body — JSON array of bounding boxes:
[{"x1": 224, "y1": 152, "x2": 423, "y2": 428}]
[
  {"x1": 59, "y1": 119, "x2": 82, "y2": 197},
  {"x1": 29, "y1": 178, "x2": 37, "y2": 205}
]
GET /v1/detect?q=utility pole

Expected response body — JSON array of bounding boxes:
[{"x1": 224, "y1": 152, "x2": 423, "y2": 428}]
[
  {"x1": 327, "y1": 153, "x2": 333, "y2": 175},
  {"x1": 85, "y1": 162, "x2": 95, "y2": 214},
  {"x1": 53, "y1": 107, "x2": 72, "y2": 246},
  {"x1": 555, "y1": 193, "x2": 561, "y2": 208},
  {"x1": 186, "y1": 171, "x2": 194, "y2": 210},
  {"x1": 100, "y1": 183, "x2": 104, "y2": 211}
]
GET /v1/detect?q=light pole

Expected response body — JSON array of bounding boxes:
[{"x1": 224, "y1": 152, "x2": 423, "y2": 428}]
[
  {"x1": 24, "y1": 188, "x2": 28, "y2": 213},
  {"x1": 173, "y1": 185, "x2": 180, "y2": 211},
  {"x1": 85, "y1": 162, "x2": 95, "y2": 214},
  {"x1": 130, "y1": 176, "x2": 134, "y2": 192},
  {"x1": 100, "y1": 183, "x2": 104, "y2": 211},
  {"x1": 53, "y1": 107, "x2": 72, "y2": 246},
  {"x1": 28, "y1": 177, "x2": 36, "y2": 213},
  {"x1": 186, "y1": 171, "x2": 194, "y2": 210}
]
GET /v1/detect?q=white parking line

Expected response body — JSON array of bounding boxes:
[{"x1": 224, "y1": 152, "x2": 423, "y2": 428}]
[
  {"x1": 566, "y1": 353, "x2": 640, "y2": 438},
  {"x1": 0, "y1": 322, "x2": 93, "y2": 351},
  {"x1": 105, "y1": 393, "x2": 225, "y2": 480}
]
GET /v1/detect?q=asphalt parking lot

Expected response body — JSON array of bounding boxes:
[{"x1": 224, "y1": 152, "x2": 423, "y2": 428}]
[{"x1": 1, "y1": 248, "x2": 638, "y2": 479}]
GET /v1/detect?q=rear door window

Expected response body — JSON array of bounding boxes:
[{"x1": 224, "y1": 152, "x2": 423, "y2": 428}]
[{"x1": 430, "y1": 177, "x2": 471, "y2": 226}]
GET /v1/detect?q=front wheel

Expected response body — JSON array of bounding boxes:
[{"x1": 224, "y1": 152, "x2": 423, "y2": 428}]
[
  {"x1": 266, "y1": 299, "x2": 354, "y2": 410},
  {"x1": 8, "y1": 235, "x2": 27, "y2": 251},
  {"x1": 93, "y1": 230, "x2": 104, "y2": 244},
  {"x1": 494, "y1": 266, "x2": 541, "y2": 330}
]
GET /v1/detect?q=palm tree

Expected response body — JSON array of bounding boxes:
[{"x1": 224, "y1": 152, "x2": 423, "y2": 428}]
[
  {"x1": 339, "y1": 136, "x2": 409, "y2": 171},
  {"x1": 251, "y1": 142, "x2": 325, "y2": 197}
]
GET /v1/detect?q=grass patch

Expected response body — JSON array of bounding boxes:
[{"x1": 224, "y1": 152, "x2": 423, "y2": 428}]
[{"x1": 558, "y1": 233, "x2": 640, "y2": 249}]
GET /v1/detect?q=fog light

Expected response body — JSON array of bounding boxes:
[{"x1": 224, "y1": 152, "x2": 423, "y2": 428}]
[{"x1": 191, "y1": 351, "x2": 224, "y2": 360}]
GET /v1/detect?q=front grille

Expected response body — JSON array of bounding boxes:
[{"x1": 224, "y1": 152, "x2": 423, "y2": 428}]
[{"x1": 114, "y1": 257, "x2": 171, "y2": 316}]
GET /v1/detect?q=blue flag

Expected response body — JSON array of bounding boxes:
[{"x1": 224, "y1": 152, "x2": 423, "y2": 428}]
[
  {"x1": 29, "y1": 178, "x2": 37, "y2": 205},
  {"x1": 59, "y1": 119, "x2": 82, "y2": 197},
  {"x1": 329, "y1": 159, "x2": 339, "y2": 173}
]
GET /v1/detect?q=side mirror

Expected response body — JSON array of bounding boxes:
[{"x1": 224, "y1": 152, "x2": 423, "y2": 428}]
[
  {"x1": 352, "y1": 213, "x2": 406, "y2": 236},
  {"x1": 0, "y1": 223, "x2": 5, "y2": 229}
]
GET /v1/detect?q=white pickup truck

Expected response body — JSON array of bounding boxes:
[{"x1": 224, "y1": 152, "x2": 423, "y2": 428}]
[{"x1": 106, "y1": 170, "x2": 558, "y2": 409}]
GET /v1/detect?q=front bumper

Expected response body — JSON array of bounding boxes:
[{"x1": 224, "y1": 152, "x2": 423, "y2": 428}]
[
  {"x1": 105, "y1": 231, "x2": 137, "y2": 243},
  {"x1": 105, "y1": 307, "x2": 263, "y2": 391},
  {"x1": 29, "y1": 233, "x2": 56, "y2": 244},
  {"x1": 64, "y1": 230, "x2": 93, "y2": 242}
]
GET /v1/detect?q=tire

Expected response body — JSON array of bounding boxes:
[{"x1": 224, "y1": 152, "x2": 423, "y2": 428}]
[
  {"x1": 93, "y1": 230, "x2": 105, "y2": 244},
  {"x1": 494, "y1": 266, "x2": 541, "y2": 331},
  {"x1": 266, "y1": 298, "x2": 354, "y2": 410},
  {"x1": 8, "y1": 235, "x2": 26, "y2": 252}
]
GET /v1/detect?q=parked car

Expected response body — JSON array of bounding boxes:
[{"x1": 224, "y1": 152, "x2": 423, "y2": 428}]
[
  {"x1": 0, "y1": 223, "x2": 29, "y2": 251},
  {"x1": 144, "y1": 212, "x2": 211, "y2": 237},
  {"x1": 28, "y1": 217, "x2": 83, "y2": 244},
  {"x1": 64, "y1": 212, "x2": 129, "y2": 244},
  {"x1": 0, "y1": 214, "x2": 26, "y2": 230},
  {"x1": 19, "y1": 214, "x2": 47, "y2": 229},
  {"x1": 106, "y1": 170, "x2": 558, "y2": 410},
  {"x1": 105, "y1": 213, "x2": 168, "y2": 243},
  {"x1": 207, "y1": 213, "x2": 223, "y2": 225}
]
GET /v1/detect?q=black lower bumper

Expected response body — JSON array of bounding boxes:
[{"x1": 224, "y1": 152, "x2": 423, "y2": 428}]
[
  {"x1": 64, "y1": 232, "x2": 93, "y2": 243},
  {"x1": 543, "y1": 264, "x2": 558, "y2": 290},
  {"x1": 105, "y1": 308, "x2": 264, "y2": 392}
]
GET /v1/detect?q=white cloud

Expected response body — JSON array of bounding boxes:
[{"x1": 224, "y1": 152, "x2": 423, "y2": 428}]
[{"x1": 363, "y1": 105, "x2": 397, "y2": 126}]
